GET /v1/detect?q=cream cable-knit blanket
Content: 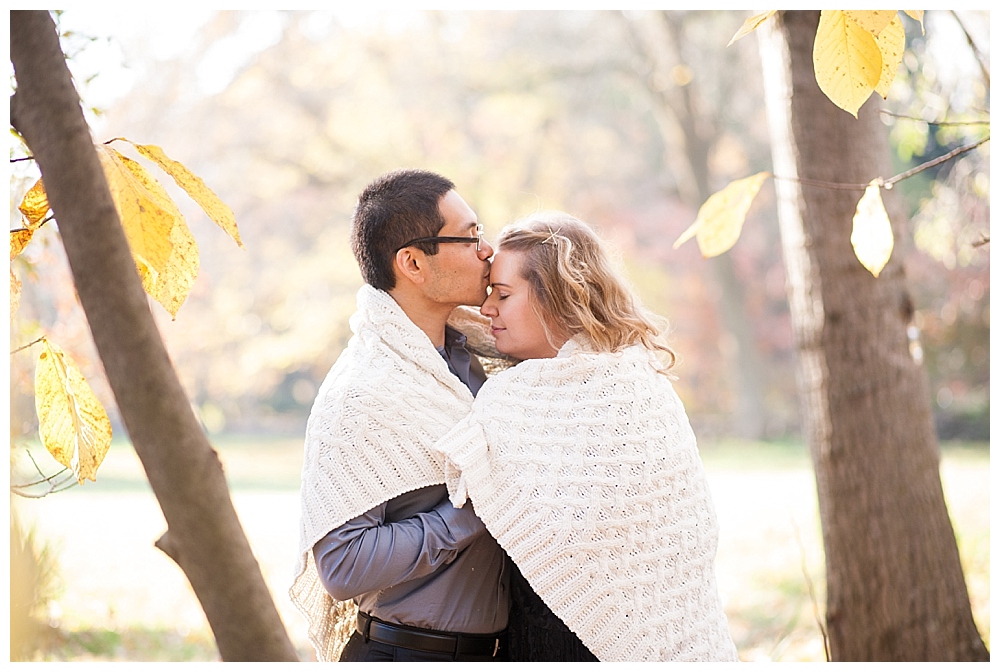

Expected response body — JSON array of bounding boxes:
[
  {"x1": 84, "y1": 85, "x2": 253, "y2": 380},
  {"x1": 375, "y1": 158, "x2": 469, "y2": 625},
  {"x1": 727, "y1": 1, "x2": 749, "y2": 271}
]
[
  {"x1": 290, "y1": 284, "x2": 485, "y2": 661},
  {"x1": 435, "y1": 337, "x2": 739, "y2": 662}
]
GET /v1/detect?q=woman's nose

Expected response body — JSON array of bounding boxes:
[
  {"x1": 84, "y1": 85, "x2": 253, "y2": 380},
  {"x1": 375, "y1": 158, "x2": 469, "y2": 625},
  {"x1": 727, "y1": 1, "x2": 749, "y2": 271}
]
[{"x1": 480, "y1": 294, "x2": 497, "y2": 317}]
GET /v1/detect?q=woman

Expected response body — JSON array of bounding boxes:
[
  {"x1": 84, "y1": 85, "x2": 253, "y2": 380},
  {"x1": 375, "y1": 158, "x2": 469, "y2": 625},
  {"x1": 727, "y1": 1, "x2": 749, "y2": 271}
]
[{"x1": 435, "y1": 212, "x2": 739, "y2": 662}]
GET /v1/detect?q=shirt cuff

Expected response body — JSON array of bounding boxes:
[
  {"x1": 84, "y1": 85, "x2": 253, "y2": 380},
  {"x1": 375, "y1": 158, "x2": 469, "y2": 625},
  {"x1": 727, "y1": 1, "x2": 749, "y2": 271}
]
[{"x1": 433, "y1": 498, "x2": 485, "y2": 545}]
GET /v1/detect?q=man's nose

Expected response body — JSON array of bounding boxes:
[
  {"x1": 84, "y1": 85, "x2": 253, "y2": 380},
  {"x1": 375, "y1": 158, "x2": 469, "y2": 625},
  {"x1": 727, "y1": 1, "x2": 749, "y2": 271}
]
[{"x1": 478, "y1": 238, "x2": 494, "y2": 259}]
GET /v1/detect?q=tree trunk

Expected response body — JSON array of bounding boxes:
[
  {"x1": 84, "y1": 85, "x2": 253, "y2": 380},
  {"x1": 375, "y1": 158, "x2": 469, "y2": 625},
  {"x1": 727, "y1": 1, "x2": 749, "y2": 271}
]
[
  {"x1": 758, "y1": 11, "x2": 988, "y2": 661},
  {"x1": 10, "y1": 11, "x2": 298, "y2": 662},
  {"x1": 625, "y1": 11, "x2": 769, "y2": 438}
]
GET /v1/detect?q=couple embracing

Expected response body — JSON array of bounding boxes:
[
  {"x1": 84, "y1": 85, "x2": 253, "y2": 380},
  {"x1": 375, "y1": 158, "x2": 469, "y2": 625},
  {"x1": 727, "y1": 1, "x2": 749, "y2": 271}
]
[{"x1": 290, "y1": 169, "x2": 739, "y2": 663}]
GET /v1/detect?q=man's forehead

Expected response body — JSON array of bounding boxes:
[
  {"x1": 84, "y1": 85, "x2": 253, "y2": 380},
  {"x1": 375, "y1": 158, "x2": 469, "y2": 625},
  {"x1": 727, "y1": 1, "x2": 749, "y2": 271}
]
[{"x1": 439, "y1": 191, "x2": 478, "y2": 230}]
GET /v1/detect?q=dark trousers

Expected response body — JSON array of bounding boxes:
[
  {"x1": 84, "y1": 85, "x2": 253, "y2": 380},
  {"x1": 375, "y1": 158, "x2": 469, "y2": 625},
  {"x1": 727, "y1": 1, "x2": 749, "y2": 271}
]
[
  {"x1": 505, "y1": 562, "x2": 598, "y2": 661},
  {"x1": 339, "y1": 630, "x2": 504, "y2": 662}
]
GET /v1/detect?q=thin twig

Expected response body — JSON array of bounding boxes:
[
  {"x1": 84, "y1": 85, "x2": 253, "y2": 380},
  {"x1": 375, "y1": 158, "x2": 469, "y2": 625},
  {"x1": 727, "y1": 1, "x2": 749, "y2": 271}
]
[
  {"x1": 25, "y1": 445, "x2": 52, "y2": 480},
  {"x1": 12, "y1": 468, "x2": 71, "y2": 488},
  {"x1": 791, "y1": 516, "x2": 830, "y2": 662},
  {"x1": 883, "y1": 136, "x2": 989, "y2": 188},
  {"x1": 10, "y1": 155, "x2": 35, "y2": 163},
  {"x1": 773, "y1": 175, "x2": 867, "y2": 191},
  {"x1": 11, "y1": 473, "x2": 78, "y2": 498},
  {"x1": 973, "y1": 235, "x2": 989, "y2": 248},
  {"x1": 772, "y1": 136, "x2": 990, "y2": 191},
  {"x1": 950, "y1": 10, "x2": 990, "y2": 88},
  {"x1": 879, "y1": 110, "x2": 990, "y2": 126},
  {"x1": 11, "y1": 335, "x2": 46, "y2": 355},
  {"x1": 12, "y1": 214, "x2": 56, "y2": 232},
  {"x1": 10, "y1": 446, "x2": 77, "y2": 498},
  {"x1": 11, "y1": 469, "x2": 75, "y2": 494}
]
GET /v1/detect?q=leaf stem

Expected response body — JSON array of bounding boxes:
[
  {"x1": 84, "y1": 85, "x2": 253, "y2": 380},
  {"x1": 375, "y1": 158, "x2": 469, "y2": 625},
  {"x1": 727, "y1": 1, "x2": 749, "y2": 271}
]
[{"x1": 11, "y1": 335, "x2": 46, "y2": 355}]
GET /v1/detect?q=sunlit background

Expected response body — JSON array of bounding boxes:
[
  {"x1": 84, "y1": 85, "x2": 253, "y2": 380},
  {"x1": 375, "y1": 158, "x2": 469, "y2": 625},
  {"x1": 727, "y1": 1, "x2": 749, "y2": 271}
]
[{"x1": 9, "y1": 9, "x2": 989, "y2": 662}]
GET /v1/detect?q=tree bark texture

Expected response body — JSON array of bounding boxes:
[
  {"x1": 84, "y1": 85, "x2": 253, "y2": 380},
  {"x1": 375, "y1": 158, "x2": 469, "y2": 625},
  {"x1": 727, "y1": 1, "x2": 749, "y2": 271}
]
[
  {"x1": 759, "y1": 11, "x2": 988, "y2": 661},
  {"x1": 10, "y1": 11, "x2": 298, "y2": 662}
]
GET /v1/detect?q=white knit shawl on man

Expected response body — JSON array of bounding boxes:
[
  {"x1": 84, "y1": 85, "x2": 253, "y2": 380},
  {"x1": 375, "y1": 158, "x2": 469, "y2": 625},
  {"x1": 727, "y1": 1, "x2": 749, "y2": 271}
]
[
  {"x1": 435, "y1": 337, "x2": 739, "y2": 662},
  {"x1": 289, "y1": 284, "x2": 475, "y2": 661}
]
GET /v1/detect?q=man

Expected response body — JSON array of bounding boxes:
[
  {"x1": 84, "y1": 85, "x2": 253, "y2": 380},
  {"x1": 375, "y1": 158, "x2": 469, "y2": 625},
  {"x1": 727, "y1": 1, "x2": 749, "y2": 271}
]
[{"x1": 290, "y1": 169, "x2": 509, "y2": 662}]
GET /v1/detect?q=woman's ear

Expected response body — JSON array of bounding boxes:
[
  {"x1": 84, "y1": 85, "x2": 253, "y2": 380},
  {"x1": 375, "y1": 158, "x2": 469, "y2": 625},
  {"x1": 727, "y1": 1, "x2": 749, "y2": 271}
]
[{"x1": 394, "y1": 247, "x2": 426, "y2": 286}]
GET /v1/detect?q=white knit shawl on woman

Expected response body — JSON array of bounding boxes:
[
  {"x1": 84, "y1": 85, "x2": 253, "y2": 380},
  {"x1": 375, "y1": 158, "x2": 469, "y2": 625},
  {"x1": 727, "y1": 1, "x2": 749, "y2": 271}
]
[
  {"x1": 435, "y1": 337, "x2": 739, "y2": 662},
  {"x1": 289, "y1": 284, "x2": 477, "y2": 661}
]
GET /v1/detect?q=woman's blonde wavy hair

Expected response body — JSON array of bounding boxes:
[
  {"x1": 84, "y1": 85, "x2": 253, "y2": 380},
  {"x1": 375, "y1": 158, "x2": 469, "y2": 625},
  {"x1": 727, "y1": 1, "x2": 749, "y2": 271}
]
[{"x1": 496, "y1": 211, "x2": 676, "y2": 371}]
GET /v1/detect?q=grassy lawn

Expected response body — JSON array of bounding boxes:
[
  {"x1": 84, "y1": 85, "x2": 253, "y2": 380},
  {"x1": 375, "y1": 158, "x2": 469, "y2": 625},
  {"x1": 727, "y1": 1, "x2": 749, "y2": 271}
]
[{"x1": 11, "y1": 436, "x2": 989, "y2": 661}]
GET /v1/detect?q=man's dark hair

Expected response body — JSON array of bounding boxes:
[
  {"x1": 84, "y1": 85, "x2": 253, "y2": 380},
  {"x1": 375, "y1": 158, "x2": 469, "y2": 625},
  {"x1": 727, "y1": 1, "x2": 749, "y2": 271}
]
[{"x1": 350, "y1": 169, "x2": 456, "y2": 290}]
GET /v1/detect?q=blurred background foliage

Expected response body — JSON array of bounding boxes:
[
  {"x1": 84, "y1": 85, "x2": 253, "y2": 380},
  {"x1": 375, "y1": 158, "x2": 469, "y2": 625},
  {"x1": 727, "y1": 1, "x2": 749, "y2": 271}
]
[{"x1": 10, "y1": 9, "x2": 989, "y2": 449}]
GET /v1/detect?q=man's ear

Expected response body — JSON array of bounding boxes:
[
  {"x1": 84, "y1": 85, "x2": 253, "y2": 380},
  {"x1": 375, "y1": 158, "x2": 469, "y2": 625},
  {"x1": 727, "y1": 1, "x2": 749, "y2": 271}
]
[{"x1": 394, "y1": 247, "x2": 427, "y2": 286}]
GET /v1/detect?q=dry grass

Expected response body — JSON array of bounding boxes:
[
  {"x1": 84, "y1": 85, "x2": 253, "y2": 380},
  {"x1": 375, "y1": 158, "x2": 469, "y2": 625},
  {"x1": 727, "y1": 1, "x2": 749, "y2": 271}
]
[{"x1": 11, "y1": 437, "x2": 989, "y2": 662}]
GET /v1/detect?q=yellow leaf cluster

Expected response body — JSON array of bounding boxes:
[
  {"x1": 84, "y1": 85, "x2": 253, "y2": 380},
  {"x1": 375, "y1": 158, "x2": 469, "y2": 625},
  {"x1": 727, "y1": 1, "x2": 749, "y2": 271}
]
[
  {"x1": 813, "y1": 10, "x2": 907, "y2": 117},
  {"x1": 851, "y1": 180, "x2": 894, "y2": 277},
  {"x1": 96, "y1": 144, "x2": 201, "y2": 317},
  {"x1": 677, "y1": 173, "x2": 896, "y2": 279},
  {"x1": 18, "y1": 177, "x2": 51, "y2": 228},
  {"x1": 10, "y1": 180, "x2": 51, "y2": 316},
  {"x1": 121, "y1": 139, "x2": 244, "y2": 249},
  {"x1": 12, "y1": 137, "x2": 242, "y2": 487},
  {"x1": 727, "y1": 10, "x2": 920, "y2": 117},
  {"x1": 10, "y1": 228, "x2": 34, "y2": 260},
  {"x1": 13, "y1": 138, "x2": 244, "y2": 318},
  {"x1": 673, "y1": 172, "x2": 770, "y2": 258},
  {"x1": 34, "y1": 339, "x2": 113, "y2": 484}
]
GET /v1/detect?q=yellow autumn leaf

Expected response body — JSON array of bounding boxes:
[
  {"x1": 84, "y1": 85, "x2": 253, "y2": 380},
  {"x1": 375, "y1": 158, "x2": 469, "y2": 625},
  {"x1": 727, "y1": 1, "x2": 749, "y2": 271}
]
[
  {"x1": 727, "y1": 10, "x2": 777, "y2": 47},
  {"x1": 112, "y1": 151, "x2": 201, "y2": 317},
  {"x1": 851, "y1": 180, "x2": 894, "y2": 277},
  {"x1": 121, "y1": 139, "x2": 244, "y2": 249},
  {"x1": 844, "y1": 10, "x2": 898, "y2": 36},
  {"x1": 11, "y1": 228, "x2": 34, "y2": 260},
  {"x1": 151, "y1": 214, "x2": 200, "y2": 318},
  {"x1": 673, "y1": 172, "x2": 770, "y2": 258},
  {"x1": 18, "y1": 178, "x2": 51, "y2": 229},
  {"x1": 96, "y1": 145, "x2": 174, "y2": 283},
  {"x1": 11, "y1": 268, "x2": 22, "y2": 321},
  {"x1": 34, "y1": 339, "x2": 113, "y2": 484},
  {"x1": 96, "y1": 144, "x2": 200, "y2": 317},
  {"x1": 814, "y1": 10, "x2": 882, "y2": 117},
  {"x1": 873, "y1": 15, "x2": 906, "y2": 99}
]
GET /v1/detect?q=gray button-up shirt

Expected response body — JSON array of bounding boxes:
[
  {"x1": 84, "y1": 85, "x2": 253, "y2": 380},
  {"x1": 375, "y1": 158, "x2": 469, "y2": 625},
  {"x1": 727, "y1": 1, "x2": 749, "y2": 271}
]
[{"x1": 313, "y1": 327, "x2": 509, "y2": 634}]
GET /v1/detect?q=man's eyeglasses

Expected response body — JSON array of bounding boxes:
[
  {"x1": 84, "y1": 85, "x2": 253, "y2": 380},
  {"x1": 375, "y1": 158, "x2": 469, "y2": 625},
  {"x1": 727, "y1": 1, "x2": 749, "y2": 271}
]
[{"x1": 397, "y1": 223, "x2": 484, "y2": 252}]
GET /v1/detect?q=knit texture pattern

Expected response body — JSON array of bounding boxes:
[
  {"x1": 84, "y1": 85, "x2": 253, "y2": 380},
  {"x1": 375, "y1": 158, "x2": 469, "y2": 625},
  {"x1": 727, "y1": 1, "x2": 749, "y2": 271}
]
[
  {"x1": 435, "y1": 337, "x2": 739, "y2": 662},
  {"x1": 289, "y1": 285, "x2": 475, "y2": 661}
]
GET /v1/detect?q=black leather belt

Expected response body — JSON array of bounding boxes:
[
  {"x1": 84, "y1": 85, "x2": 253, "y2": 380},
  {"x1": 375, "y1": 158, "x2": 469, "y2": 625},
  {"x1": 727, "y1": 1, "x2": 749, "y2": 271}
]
[{"x1": 357, "y1": 611, "x2": 502, "y2": 658}]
